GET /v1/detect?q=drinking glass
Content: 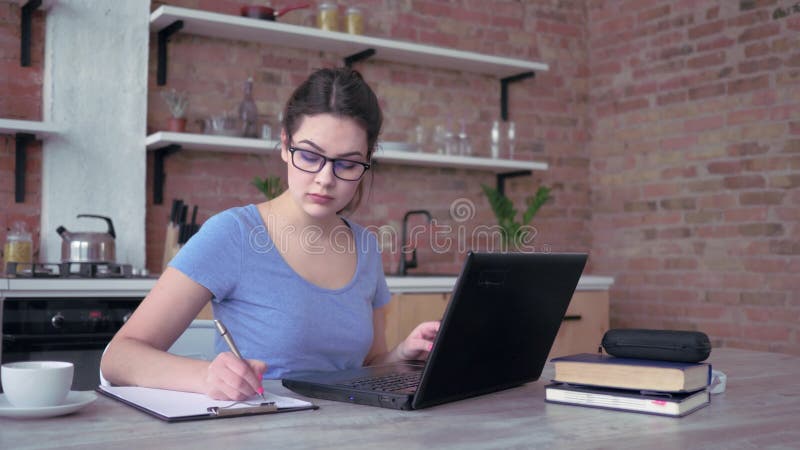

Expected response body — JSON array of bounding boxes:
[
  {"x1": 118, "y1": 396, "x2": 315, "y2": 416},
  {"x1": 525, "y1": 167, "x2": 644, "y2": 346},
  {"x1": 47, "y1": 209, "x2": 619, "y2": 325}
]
[
  {"x1": 490, "y1": 120, "x2": 501, "y2": 159},
  {"x1": 506, "y1": 121, "x2": 516, "y2": 160}
]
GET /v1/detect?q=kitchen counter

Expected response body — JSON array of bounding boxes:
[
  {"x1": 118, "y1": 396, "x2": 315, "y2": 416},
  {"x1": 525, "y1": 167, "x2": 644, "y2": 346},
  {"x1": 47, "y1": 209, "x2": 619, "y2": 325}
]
[
  {"x1": 1, "y1": 348, "x2": 798, "y2": 449},
  {"x1": 0, "y1": 275, "x2": 613, "y2": 297}
]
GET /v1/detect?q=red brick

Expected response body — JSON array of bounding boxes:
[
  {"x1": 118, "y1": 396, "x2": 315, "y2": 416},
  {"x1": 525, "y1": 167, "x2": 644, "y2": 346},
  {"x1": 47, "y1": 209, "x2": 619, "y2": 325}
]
[
  {"x1": 770, "y1": 105, "x2": 797, "y2": 121},
  {"x1": 638, "y1": 4, "x2": 671, "y2": 22},
  {"x1": 728, "y1": 107, "x2": 769, "y2": 124},
  {"x1": 724, "y1": 207, "x2": 768, "y2": 222},
  {"x1": 741, "y1": 324, "x2": 791, "y2": 342},
  {"x1": 729, "y1": 8, "x2": 771, "y2": 26},
  {"x1": 738, "y1": 56, "x2": 783, "y2": 74},
  {"x1": 688, "y1": 20, "x2": 725, "y2": 39},
  {"x1": 737, "y1": 22, "x2": 780, "y2": 43},
  {"x1": 769, "y1": 174, "x2": 800, "y2": 189},
  {"x1": 739, "y1": 191, "x2": 786, "y2": 205},
  {"x1": 684, "y1": 114, "x2": 725, "y2": 132},
  {"x1": 660, "y1": 197, "x2": 696, "y2": 210},
  {"x1": 727, "y1": 141, "x2": 769, "y2": 156},
  {"x1": 687, "y1": 52, "x2": 726, "y2": 69},
  {"x1": 768, "y1": 240, "x2": 800, "y2": 255},
  {"x1": 723, "y1": 174, "x2": 766, "y2": 189},
  {"x1": 661, "y1": 135, "x2": 697, "y2": 150},
  {"x1": 727, "y1": 75, "x2": 770, "y2": 94},
  {"x1": 697, "y1": 36, "x2": 736, "y2": 52},
  {"x1": 689, "y1": 82, "x2": 726, "y2": 100}
]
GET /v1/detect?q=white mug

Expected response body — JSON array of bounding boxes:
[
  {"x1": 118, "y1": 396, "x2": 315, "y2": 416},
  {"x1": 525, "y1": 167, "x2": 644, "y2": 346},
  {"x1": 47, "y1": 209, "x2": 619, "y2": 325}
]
[{"x1": 1, "y1": 361, "x2": 74, "y2": 408}]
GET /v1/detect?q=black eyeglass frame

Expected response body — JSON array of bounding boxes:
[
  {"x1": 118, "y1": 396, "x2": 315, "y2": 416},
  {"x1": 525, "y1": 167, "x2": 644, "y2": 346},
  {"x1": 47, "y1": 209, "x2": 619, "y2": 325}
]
[{"x1": 287, "y1": 146, "x2": 371, "y2": 181}]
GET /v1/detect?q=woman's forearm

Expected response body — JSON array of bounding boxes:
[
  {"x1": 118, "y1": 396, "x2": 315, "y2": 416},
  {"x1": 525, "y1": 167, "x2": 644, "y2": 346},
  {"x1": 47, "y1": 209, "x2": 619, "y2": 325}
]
[{"x1": 101, "y1": 336, "x2": 211, "y2": 393}]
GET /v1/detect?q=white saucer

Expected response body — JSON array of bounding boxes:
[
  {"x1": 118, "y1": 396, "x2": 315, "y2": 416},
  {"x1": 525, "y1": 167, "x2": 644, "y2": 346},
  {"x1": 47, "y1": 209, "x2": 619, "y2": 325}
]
[{"x1": 0, "y1": 391, "x2": 97, "y2": 419}]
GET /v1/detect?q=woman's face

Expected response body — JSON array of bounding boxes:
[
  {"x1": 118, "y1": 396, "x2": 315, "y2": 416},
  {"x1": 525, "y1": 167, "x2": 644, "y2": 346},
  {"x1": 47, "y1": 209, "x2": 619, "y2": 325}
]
[{"x1": 281, "y1": 113, "x2": 368, "y2": 220}]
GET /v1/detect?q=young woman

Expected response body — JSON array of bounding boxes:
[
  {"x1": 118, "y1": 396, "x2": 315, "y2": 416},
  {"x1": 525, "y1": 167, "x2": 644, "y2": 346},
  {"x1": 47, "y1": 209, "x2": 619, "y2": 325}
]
[{"x1": 101, "y1": 68, "x2": 439, "y2": 400}]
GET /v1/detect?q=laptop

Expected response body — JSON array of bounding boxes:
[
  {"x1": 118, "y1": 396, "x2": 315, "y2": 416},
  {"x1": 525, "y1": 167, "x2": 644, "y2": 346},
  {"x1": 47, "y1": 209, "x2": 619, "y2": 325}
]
[{"x1": 281, "y1": 251, "x2": 588, "y2": 410}]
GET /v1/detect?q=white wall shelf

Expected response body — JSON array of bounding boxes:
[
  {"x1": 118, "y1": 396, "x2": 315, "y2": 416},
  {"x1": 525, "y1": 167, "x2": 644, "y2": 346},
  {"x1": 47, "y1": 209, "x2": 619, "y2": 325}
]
[
  {"x1": 146, "y1": 131, "x2": 547, "y2": 170},
  {"x1": 146, "y1": 6, "x2": 550, "y2": 203},
  {"x1": 145, "y1": 131, "x2": 277, "y2": 154},
  {"x1": 1, "y1": 119, "x2": 59, "y2": 203},
  {"x1": 146, "y1": 131, "x2": 548, "y2": 204},
  {"x1": 149, "y1": 5, "x2": 548, "y2": 80},
  {"x1": 0, "y1": 118, "x2": 59, "y2": 137}
]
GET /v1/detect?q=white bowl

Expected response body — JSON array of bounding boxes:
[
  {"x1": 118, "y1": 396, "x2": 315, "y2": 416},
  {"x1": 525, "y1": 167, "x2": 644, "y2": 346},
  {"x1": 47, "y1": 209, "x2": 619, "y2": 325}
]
[{"x1": 1, "y1": 361, "x2": 74, "y2": 408}]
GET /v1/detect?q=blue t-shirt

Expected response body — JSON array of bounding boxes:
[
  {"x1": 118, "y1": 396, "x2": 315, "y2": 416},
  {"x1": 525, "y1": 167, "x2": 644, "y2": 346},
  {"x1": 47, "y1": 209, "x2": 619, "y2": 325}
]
[{"x1": 169, "y1": 204, "x2": 391, "y2": 378}]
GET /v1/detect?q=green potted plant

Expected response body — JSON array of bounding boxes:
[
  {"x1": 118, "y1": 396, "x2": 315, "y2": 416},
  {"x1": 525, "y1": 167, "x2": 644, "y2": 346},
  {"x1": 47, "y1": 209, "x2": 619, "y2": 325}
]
[
  {"x1": 160, "y1": 88, "x2": 189, "y2": 132},
  {"x1": 252, "y1": 175, "x2": 284, "y2": 200},
  {"x1": 481, "y1": 184, "x2": 551, "y2": 251}
]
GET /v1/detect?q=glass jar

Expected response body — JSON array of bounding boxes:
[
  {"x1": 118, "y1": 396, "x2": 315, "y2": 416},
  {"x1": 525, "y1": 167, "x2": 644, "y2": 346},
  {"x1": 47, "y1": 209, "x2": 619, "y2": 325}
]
[
  {"x1": 317, "y1": 3, "x2": 338, "y2": 32},
  {"x1": 345, "y1": 7, "x2": 364, "y2": 35},
  {"x1": 4, "y1": 221, "x2": 33, "y2": 274}
]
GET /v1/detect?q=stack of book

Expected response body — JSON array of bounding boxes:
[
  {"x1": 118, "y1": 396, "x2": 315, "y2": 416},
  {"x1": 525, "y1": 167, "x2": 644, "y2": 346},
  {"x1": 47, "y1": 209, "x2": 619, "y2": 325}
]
[{"x1": 545, "y1": 353, "x2": 711, "y2": 417}]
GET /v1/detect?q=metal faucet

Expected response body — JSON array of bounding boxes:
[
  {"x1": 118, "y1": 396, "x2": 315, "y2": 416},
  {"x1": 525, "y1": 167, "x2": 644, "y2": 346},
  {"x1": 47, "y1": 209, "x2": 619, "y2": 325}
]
[{"x1": 397, "y1": 210, "x2": 433, "y2": 276}]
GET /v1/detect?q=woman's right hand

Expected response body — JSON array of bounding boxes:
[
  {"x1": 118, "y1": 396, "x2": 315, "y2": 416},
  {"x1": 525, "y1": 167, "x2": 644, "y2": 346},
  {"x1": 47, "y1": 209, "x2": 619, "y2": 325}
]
[{"x1": 203, "y1": 352, "x2": 268, "y2": 400}]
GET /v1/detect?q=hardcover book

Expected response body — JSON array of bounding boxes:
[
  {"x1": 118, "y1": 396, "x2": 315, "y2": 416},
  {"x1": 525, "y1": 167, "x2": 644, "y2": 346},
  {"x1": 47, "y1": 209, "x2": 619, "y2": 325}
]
[
  {"x1": 545, "y1": 382, "x2": 710, "y2": 417},
  {"x1": 550, "y1": 353, "x2": 711, "y2": 392}
]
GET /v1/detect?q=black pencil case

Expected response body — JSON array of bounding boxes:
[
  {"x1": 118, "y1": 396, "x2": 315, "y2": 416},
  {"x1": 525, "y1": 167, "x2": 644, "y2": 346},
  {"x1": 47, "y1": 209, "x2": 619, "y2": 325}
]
[{"x1": 601, "y1": 329, "x2": 711, "y2": 363}]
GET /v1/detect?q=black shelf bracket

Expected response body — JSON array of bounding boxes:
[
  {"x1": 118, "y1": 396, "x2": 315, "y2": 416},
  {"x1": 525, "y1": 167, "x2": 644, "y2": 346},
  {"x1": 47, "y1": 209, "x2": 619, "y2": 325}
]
[
  {"x1": 20, "y1": 0, "x2": 42, "y2": 67},
  {"x1": 344, "y1": 48, "x2": 375, "y2": 68},
  {"x1": 14, "y1": 133, "x2": 35, "y2": 203},
  {"x1": 500, "y1": 71, "x2": 535, "y2": 122},
  {"x1": 152, "y1": 144, "x2": 182, "y2": 204},
  {"x1": 157, "y1": 20, "x2": 184, "y2": 86},
  {"x1": 496, "y1": 170, "x2": 531, "y2": 196}
]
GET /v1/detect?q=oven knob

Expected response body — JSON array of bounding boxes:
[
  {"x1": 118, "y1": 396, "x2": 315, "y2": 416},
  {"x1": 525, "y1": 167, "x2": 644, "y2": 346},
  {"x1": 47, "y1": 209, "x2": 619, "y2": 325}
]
[{"x1": 51, "y1": 313, "x2": 65, "y2": 329}]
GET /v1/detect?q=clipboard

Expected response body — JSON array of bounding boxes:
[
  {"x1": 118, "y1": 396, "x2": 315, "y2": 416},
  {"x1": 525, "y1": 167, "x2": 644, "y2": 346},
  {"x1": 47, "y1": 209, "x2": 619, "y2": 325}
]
[{"x1": 97, "y1": 385, "x2": 318, "y2": 422}]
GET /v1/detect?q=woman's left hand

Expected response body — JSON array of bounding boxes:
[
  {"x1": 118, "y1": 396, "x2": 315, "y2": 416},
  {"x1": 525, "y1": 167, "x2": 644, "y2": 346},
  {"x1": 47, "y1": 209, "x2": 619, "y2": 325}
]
[{"x1": 394, "y1": 321, "x2": 440, "y2": 361}]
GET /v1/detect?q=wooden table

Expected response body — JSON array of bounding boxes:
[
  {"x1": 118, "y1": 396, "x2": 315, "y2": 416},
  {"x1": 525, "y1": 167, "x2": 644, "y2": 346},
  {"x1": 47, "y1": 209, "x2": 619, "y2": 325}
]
[{"x1": 2, "y1": 348, "x2": 798, "y2": 449}]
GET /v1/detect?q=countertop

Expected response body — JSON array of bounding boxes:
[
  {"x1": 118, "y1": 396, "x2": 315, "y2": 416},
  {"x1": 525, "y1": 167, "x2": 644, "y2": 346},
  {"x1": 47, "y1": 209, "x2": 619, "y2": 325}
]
[
  {"x1": 1, "y1": 348, "x2": 798, "y2": 449},
  {"x1": 0, "y1": 275, "x2": 613, "y2": 297}
]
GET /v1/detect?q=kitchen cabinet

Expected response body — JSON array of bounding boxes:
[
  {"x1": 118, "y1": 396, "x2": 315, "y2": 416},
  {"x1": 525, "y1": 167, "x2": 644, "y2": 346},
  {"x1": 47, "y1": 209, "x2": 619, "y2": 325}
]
[
  {"x1": 546, "y1": 290, "x2": 610, "y2": 359},
  {"x1": 146, "y1": 5, "x2": 550, "y2": 204},
  {"x1": 384, "y1": 293, "x2": 450, "y2": 349},
  {"x1": 382, "y1": 284, "x2": 611, "y2": 357}
]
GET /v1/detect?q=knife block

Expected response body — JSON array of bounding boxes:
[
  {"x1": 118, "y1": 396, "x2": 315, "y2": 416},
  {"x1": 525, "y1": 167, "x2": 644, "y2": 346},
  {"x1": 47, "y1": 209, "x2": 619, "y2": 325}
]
[{"x1": 162, "y1": 224, "x2": 181, "y2": 272}]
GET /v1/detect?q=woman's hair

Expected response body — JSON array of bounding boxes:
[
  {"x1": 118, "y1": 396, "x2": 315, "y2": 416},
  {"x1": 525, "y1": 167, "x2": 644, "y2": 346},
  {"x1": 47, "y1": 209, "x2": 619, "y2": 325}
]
[{"x1": 282, "y1": 67, "x2": 383, "y2": 212}]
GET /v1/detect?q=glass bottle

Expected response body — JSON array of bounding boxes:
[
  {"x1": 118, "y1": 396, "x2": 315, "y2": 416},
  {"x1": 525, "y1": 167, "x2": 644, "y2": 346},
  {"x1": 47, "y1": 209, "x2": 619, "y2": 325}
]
[
  {"x1": 457, "y1": 119, "x2": 471, "y2": 156},
  {"x1": 317, "y1": 3, "x2": 338, "y2": 31},
  {"x1": 506, "y1": 121, "x2": 516, "y2": 160},
  {"x1": 345, "y1": 7, "x2": 364, "y2": 35},
  {"x1": 4, "y1": 221, "x2": 33, "y2": 274},
  {"x1": 239, "y1": 77, "x2": 259, "y2": 138}
]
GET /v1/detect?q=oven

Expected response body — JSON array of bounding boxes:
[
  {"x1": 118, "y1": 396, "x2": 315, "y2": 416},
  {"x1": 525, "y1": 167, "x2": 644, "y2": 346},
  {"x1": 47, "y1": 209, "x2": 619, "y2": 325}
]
[
  {"x1": 1, "y1": 262, "x2": 152, "y2": 391},
  {"x1": 1, "y1": 297, "x2": 141, "y2": 391}
]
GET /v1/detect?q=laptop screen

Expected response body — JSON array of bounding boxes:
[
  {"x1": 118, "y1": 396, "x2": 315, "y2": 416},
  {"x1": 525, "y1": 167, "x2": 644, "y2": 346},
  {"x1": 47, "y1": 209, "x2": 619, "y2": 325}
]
[{"x1": 412, "y1": 252, "x2": 588, "y2": 409}]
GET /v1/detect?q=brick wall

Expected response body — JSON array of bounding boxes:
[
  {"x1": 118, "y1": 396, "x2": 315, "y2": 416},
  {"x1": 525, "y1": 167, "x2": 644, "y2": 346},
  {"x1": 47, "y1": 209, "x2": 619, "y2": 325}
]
[
  {"x1": 5, "y1": 0, "x2": 798, "y2": 355},
  {"x1": 588, "y1": 0, "x2": 800, "y2": 354},
  {"x1": 1, "y1": 2, "x2": 44, "y2": 260},
  {"x1": 144, "y1": 0, "x2": 592, "y2": 274}
]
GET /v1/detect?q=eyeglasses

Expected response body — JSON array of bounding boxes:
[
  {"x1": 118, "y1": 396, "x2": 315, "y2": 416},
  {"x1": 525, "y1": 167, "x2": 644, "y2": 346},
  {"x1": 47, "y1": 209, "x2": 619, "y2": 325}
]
[{"x1": 288, "y1": 146, "x2": 371, "y2": 181}]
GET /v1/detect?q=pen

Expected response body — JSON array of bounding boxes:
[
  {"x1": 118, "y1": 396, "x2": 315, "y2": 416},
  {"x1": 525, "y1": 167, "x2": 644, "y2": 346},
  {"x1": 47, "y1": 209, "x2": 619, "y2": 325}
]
[{"x1": 213, "y1": 319, "x2": 265, "y2": 400}]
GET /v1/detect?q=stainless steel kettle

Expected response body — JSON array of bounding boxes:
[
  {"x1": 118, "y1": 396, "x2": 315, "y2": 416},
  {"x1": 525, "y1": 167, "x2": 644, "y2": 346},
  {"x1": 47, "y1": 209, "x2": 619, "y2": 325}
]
[{"x1": 56, "y1": 214, "x2": 116, "y2": 263}]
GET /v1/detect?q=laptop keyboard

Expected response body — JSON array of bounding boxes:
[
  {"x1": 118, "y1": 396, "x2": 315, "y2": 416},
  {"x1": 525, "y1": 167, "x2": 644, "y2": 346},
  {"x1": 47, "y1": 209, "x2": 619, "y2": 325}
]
[{"x1": 339, "y1": 371, "x2": 421, "y2": 393}]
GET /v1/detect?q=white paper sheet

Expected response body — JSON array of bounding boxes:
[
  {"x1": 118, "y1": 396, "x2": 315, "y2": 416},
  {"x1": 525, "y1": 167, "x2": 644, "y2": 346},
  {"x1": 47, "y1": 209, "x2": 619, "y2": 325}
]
[{"x1": 98, "y1": 385, "x2": 313, "y2": 418}]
